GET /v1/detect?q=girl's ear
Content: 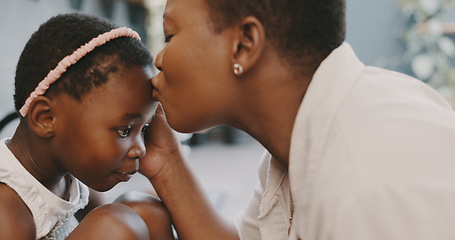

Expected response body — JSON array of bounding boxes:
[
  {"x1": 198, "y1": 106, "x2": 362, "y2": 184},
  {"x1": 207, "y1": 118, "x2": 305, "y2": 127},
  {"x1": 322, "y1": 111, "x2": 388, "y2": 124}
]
[
  {"x1": 231, "y1": 16, "x2": 266, "y2": 76},
  {"x1": 27, "y1": 96, "x2": 55, "y2": 138}
]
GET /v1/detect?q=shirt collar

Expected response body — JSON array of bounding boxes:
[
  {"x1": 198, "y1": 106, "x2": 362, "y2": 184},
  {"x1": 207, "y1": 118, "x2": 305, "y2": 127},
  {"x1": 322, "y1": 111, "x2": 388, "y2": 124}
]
[{"x1": 287, "y1": 42, "x2": 365, "y2": 227}]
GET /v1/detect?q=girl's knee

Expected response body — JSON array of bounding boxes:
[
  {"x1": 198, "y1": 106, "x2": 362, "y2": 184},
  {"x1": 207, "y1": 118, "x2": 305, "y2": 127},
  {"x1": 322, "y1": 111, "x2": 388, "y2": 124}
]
[
  {"x1": 73, "y1": 203, "x2": 150, "y2": 240},
  {"x1": 115, "y1": 191, "x2": 174, "y2": 240},
  {"x1": 115, "y1": 191, "x2": 171, "y2": 224}
]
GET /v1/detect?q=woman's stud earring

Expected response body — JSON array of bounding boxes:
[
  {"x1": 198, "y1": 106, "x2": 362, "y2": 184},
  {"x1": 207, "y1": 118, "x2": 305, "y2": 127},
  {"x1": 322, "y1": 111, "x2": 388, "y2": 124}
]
[{"x1": 233, "y1": 63, "x2": 243, "y2": 75}]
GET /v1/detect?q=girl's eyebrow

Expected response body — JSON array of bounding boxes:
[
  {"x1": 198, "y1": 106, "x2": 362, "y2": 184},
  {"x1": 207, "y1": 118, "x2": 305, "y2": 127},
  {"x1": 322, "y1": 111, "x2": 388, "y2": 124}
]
[
  {"x1": 146, "y1": 114, "x2": 156, "y2": 123},
  {"x1": 119, "y1": 113, "x2": 143, "y2": 122}
]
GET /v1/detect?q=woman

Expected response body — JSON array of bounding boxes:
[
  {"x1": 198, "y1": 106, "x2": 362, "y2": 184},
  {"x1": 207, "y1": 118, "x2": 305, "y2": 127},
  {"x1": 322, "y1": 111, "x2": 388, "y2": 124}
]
[{"x1": 141, "y1": 0, "x2": 455, "y2": 239}]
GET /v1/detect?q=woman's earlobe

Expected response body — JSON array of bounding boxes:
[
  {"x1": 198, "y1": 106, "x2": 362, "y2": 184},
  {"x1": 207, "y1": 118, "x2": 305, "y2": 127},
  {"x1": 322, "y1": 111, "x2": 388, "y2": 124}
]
[
  {"x1": 231, "y1": 16, "x2": 266, "y2": 76},
  {"x1": 233, "y1": 63, "x2": 244, "y2": 75},
  {"x1": 27, "y1": 96, "x2": 55, "y2": 138}
]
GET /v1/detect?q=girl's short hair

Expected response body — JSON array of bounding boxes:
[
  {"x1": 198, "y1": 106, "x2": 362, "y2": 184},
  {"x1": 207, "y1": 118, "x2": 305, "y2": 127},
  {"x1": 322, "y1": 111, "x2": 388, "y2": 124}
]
[
  {"x1": 204, "y1": 0, "x2": 346, "y2": 73},
  {"x1": 14, "y1": 13, "x2": 153, "y2": 111}
]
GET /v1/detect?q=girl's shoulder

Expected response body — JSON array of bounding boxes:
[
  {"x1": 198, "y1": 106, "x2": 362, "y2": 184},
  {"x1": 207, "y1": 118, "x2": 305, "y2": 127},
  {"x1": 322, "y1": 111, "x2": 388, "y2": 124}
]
[{"x1": 0, "y1": 183, "x2": 36, "y2": 239}]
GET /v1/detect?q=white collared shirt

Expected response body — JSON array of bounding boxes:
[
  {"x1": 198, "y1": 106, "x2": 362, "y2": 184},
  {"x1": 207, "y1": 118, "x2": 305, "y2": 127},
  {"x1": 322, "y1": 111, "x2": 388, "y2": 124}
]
[{"x1": 237, "y1": 43, "x2": 455, "y2": 240}]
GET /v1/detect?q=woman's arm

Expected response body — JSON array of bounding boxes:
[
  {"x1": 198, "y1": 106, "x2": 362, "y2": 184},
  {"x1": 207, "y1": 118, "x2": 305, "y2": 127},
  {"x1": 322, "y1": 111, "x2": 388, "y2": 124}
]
[{"x1": 139, "y1": 106, "x2": 239, "y2": 240}]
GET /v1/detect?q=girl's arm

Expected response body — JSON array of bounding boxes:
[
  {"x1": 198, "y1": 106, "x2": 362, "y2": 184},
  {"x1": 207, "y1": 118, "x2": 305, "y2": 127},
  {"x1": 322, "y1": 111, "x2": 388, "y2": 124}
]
[
  {"x1": 140, "y1": 106, "x2": 239, "y2": 240},
  {"x1": 74, "y1": 188, "x2": 106, "y2": 222},
  {"x1": 0, "y1": 183, "x2": 36, "y2": 240}
]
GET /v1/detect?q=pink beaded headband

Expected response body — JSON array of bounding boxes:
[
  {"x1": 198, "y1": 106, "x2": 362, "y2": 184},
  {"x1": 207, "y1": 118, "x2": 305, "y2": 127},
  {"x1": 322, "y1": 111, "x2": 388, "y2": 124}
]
[{"x1": 19, "y1": 27, "x2": 141, "y2": 117}]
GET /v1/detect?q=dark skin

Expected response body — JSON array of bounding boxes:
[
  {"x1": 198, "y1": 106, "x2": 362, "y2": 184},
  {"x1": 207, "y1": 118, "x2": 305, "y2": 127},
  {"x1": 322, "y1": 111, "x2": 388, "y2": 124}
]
[
  {"x1": 141, "y1": 0, "x2": 314, "y2": 239},
  {"x1": 0, "y1": 60, "x2": 174, "y2": 239},
  {"x1": 0, "y1": 184, "x2": 36, "y2": 239},
  {"x1": 151, "y1": 0, "x2": 310, "y2": 166}
]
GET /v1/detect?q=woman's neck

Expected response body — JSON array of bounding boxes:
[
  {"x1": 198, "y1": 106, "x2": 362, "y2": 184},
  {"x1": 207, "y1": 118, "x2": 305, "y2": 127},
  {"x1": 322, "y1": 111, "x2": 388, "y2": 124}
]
[{"x1": 231, "y1": 66, "x2": 312, "y2": 168}]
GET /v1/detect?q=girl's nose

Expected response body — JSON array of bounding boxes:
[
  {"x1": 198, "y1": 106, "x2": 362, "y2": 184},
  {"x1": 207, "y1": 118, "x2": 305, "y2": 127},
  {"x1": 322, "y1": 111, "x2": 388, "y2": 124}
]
[{"x1": 128, "y1": 136, "x2": 146, "y2": 159}]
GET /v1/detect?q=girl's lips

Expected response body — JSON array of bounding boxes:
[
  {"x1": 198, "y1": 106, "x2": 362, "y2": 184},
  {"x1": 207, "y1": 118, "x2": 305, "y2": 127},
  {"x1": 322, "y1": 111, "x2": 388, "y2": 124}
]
[{"x1": 114, "y1": 171, "x2": 136, "y2": 182}]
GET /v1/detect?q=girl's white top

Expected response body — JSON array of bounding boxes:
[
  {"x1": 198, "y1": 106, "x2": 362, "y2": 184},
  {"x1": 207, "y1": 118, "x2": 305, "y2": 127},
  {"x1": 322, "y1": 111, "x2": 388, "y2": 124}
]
[{"x1": 0, "y1": 138, "x2": 89, "y2": 239}]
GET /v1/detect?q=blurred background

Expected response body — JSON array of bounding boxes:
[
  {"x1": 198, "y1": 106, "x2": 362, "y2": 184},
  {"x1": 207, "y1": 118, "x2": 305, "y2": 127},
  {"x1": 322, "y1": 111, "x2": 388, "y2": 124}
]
[{"x1": 0, "y1": 0, "x2": 454, "y2": 221}]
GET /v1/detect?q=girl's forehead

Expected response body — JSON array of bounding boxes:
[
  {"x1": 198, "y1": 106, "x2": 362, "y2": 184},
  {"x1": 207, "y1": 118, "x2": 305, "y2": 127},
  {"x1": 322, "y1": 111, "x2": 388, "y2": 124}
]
[
  {"x1": 78, "y1": 66, "x2": 155, "y2": 120},
  {"x1": 83, "y1": 65, "x2": 152, "y2": 101}
]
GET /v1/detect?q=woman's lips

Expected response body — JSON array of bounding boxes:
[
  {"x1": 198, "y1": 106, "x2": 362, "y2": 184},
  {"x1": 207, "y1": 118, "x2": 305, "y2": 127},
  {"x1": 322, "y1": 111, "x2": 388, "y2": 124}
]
[
  {"x1": 151, "y1": 76, "x2": 159, "y2": 89},
  {"x1": 151, "y1": 77, "x2": 160, "y2": 100},
  {"x1": 152, "y1": 87, "x2": 159, "y2": 100}
]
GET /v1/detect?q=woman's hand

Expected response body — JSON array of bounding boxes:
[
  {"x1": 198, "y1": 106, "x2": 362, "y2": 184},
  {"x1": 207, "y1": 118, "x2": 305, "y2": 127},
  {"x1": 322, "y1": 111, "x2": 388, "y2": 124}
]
[
  {"x1": 139, "y1": 105, "x2": 239, "y2": 240},
  {"x1": 139, "y1": 104, "x2": 184, "y2": 180}
]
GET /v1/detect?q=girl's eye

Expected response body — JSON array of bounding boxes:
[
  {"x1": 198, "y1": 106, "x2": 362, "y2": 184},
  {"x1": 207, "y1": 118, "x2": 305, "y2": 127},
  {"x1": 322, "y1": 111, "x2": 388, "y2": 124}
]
[
  {"x1": 141, "y1": 124, "x2": 150, "y2": 135},
  {"x1": 117, "y1": 127, "x2": 132, "y2": 139}
]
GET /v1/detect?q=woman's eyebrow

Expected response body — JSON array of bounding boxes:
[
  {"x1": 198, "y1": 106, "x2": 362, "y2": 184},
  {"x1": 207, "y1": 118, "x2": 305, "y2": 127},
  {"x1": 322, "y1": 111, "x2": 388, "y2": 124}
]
[
  {"x1": 163, "y1": 12, "x2": 174, "y2": 24},
  {"x1": 163, "y1": 12, "x2": 169, "y2": 22}
]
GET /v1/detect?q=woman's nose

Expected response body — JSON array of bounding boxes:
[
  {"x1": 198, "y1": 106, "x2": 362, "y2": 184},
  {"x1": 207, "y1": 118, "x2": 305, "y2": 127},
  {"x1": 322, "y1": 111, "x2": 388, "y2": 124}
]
[{"x1": 154, "y1": 48, "x2": 164, "y2": 72}]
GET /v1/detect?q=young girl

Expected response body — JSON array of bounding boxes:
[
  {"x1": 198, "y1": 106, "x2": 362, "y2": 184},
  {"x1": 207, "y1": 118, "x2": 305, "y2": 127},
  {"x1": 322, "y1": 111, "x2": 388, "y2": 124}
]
[{"x1": 0, "y1": 13, "x2": 173, "y2": 240}]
